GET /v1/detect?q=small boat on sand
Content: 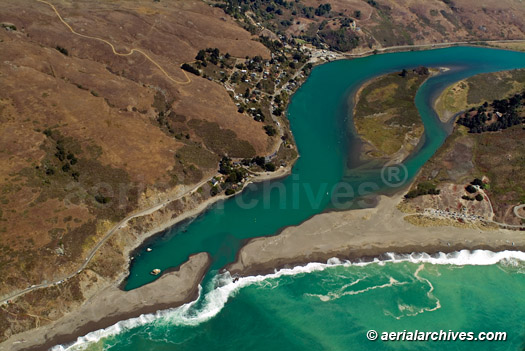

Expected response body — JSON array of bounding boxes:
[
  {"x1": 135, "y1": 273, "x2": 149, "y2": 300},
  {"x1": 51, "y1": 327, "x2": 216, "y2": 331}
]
[{"x1": 150, "y1": 268, "x2": 161, "y2": 276}]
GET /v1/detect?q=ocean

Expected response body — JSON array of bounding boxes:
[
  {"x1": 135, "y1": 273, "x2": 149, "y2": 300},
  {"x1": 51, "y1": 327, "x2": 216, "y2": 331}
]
[
  {"x1": 58, "y1": 251, "x2": 525, "y2": 351},
  {"x1": 55, "y1": 47, "x2": 525, "y2": 350}
]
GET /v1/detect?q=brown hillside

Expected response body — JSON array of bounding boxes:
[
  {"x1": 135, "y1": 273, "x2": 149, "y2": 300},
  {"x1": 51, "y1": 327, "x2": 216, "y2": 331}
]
[{"x1": 0, "y1": 0, "x2": 271, "y2": 296}]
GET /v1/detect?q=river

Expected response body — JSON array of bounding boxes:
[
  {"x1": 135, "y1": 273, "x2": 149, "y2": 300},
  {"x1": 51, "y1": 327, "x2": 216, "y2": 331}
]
[{"x1": 56, "y1": 46, "x2": 525, "y2": 351}]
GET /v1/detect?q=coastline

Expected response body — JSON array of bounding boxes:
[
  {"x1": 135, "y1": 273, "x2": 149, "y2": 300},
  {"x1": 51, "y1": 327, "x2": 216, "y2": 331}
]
[
  {"x1": 121, "y1": 165, "x2": 294, "y2": 275},
  {"x1": 226, "y1": 193, "x2": 525, "y2": 277},
  {"x1": 4, "y1": 252, "x2": 211, "y2": 351},
  {"x1": 4, "y1": 44, "x2": 525, "y2": 349},
  {"x1": 0, "y1": 166, "x2": 294, "y2": 351}
]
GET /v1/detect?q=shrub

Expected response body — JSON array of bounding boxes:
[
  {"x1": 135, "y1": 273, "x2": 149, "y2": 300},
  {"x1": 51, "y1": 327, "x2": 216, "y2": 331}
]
[
  {"x1": 94, "y1": 194, "x2": 109, "y2": 204},
  {"x1": 465, "y1": 185, "x2": 477, "y2": 194},
  {"x1": 404, "y1": 182, "x2": 440, "y2": 199},
  {"x1": 56, "y1": 45, "x2": 69, "y2": 56},
  {"x1": 225, "y1": 189, "x2": 235, "y2": 196},
  {"x1": 264, "y1": 125, "x2": 277, "y2": 136}
]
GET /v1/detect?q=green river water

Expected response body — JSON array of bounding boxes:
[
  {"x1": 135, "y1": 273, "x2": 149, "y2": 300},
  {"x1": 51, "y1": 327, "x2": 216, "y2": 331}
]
[{"x1": 55, "y1": 47, "x2": 525, "y2": 351}]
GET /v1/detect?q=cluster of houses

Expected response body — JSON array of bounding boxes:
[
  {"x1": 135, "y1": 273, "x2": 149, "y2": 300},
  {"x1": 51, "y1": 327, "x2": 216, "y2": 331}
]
[{"x1": 423, "y1": 207, "x2": 486, "y2": 223}]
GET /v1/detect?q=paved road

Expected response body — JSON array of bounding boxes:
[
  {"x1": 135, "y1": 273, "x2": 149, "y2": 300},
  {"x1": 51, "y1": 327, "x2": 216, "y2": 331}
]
[{"x1": 342, "y1": 39, "x2": 525, "y2": 58}]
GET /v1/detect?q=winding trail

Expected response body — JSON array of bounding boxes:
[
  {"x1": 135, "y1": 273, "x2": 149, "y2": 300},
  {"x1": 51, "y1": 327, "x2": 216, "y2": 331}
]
[
  {"x1": 36, "y1": 0, "x2": 192, "y2": 85},
  {"x1": 0, "y1": 177, "x2": 211, "y2": 305},
  {"x1": 5, "y1": 4, "x2": 525, "y2": 306},
  {"x1": 514, "y1": 204, "x2": 525, "y2": 219}
]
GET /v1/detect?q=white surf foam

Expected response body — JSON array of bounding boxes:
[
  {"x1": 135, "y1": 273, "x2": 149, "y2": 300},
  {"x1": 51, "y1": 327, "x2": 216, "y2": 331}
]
[{"x1": 52, "y1": 249, "x2": 525, "y2": 350}]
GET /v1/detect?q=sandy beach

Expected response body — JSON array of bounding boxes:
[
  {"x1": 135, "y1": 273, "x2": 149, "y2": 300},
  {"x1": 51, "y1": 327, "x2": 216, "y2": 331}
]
[
  {"x1": 2, "y1": 253, "x2": 211, "y2": 351},
  {"x1": 227, "y1": 194, "x2": 524, "y2": 276},
  {"x1": 0, "y1": 165, "x2": 292, "y2": 351}
]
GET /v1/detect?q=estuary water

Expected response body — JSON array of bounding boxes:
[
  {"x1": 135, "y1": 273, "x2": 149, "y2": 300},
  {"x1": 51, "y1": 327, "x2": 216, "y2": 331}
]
[{"x1": 56, "y1": 47, "x2": 525, "y2": 350}]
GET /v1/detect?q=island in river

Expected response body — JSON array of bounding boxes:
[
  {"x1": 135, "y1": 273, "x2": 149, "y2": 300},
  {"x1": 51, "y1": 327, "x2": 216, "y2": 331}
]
[
  {"x1": 353, "y1": 66, "x2": 433, "y2": 162},
  {"x1": 4, "y1": 46, "x2": 525, "y2": 350},
  {"x1": 230, "y1": 65, "x2": 525, "y2": 276}
]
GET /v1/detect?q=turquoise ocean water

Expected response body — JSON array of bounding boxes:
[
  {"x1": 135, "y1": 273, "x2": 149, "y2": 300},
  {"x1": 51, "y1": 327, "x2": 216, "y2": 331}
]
[{"x1": 56, "y1": 47, "x2": 525, "y2": 350}]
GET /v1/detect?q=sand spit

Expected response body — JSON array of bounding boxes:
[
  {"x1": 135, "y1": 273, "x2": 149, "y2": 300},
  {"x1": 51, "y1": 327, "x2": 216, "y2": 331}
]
[
  {"x1": 227, "y1": 194, "x2": 524, "y2": 276},
  {"x1": 2, "y1": 253, "x2": 211, "y2": 351}
]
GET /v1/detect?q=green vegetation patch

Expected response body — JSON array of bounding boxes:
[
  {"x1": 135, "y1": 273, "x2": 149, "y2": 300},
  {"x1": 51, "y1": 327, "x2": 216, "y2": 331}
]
[
  {"x1": 473, "y1": 125, "x2": 525, "y2": 204},
  {"x1": 435, "y1": 68, "x2": 525, "y2": 121},
  {"x1": 354, "y1": 68, "x2": 430, "y2": 157},
  {"x1": 466, "y1": 69, "x2": 525, "y2": 105},
  {"x1": 405, "y1": 182, "x2": 440, "y2": 199}
]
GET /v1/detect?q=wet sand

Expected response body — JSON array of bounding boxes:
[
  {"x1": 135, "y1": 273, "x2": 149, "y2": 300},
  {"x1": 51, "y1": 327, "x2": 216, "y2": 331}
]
[
  {"x1": 3, "y1": 253, "x2": 211, "y2": 351},
  {"x1": 227, "y1": 194, "x2": 525, "y2": 276},
  {"x1": 0, "y1": 165, "x2": 293, "y2": 351}
]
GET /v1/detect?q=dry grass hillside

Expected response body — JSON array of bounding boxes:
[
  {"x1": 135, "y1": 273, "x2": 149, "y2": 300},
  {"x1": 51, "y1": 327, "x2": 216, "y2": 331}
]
[
  {"x1": 228, "y1": 0, "x2": 525, "y2": 51},
  {"x1": 0, "y1": 0, "x2": 272, "y2": 297}
]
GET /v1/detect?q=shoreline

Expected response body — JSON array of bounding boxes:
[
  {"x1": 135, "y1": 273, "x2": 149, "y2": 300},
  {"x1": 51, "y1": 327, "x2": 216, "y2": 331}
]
[
  {"x1": 339, "y1": 39, "x2": 525, "y2": 60},
  {"x1": 0, "y1": 166, "x2": 294, "y2": 351},
  {"x1": 120, "y1": 165, "x2": 294, "y2": 287},
  {"x1": 5, "y1": 253, "x2": 211, "y2": 351},
  {"x1": 3, "y1": 43, "x2": 525, "y2": 349},
  {"x1": 226, "y1": 193, "x2": 525, "y2": 277}
]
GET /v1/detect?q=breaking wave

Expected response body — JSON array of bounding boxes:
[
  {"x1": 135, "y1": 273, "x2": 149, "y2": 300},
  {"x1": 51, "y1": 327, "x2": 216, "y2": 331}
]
[{"x1": 52, "y1": 250, "x2": 525, "y2": 350}]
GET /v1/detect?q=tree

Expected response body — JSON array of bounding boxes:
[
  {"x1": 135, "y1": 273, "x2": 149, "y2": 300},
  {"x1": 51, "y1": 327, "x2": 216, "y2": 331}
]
[
  {"x1": 273, "y1": 107, "x2": 283, "y2": 116},
  {"x1": 181, "y1": 63, "x2": 200, "y2": 76},
  {"x1": 465, "y1": 185, "x2": 477, "y2": 194},
  {"x1": 56, "y1": 45, "x2": 68, "y2": 56},
  {"x1": 252, "y1": 156, "x2": 265, "y2": 167},
  {"x1": 475, "y1": 194, "x2": 484, "y2": 201},
  {"x1": 471, "y1": 178, "x2": 483, "y2": 187},
  {"x1": 264, "y1": 125, "x2": 277, "y2": 136},
  {"x1": 400, "y1": 69, "x2": 408, "y2": 77},
  {"x1": 264, "y1": 162, "x2": 276, "y2": 171},
  {"x1": 354, "y1": 10, "x2": 361, "y2": 19},
  {"x1": 195, "y1": 49, "x2": 206, "y2": 61},
  {"x1": 315, "y1": 3, "x2": 332, "y2": 16},
  {"x1": 219, "y1": 156, "x2": 232, "y2": 174}
]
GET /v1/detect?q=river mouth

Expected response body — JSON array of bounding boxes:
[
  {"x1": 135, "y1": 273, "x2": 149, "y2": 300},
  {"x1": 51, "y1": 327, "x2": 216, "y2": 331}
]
[{"x1": 123, "y1": 46, "x2": 525, "y2": 291}]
